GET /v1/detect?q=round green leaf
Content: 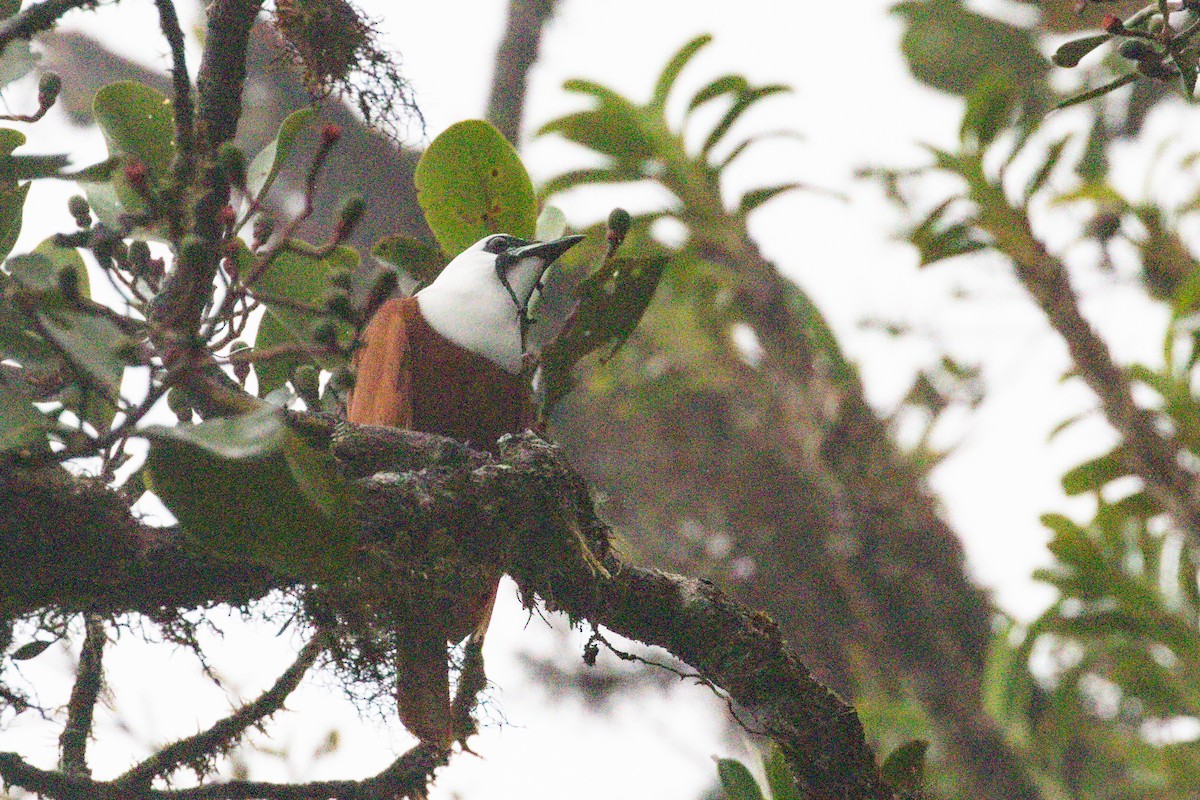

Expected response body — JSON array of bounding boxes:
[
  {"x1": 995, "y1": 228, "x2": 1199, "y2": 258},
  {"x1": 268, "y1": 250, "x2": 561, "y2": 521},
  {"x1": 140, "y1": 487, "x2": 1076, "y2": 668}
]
[
  {"x1": 34, "y1": 237, "x2": 90, "y2": 298},
  {"x1": 251, "y1": 244, "x2": 358, "y2": 396},
  {"x1": 144, "y1": 405, "x2": 354, "y2": 579},
  {"x1": 247, "y1": 107, "x2": 317, "y2": 200},
  {"x1": 372, "y1": 235, "x2": 445, "y2": 284},
  {"x1": 88, "y1": 81, "x2": 176, "y2": 224},
  {"x1": 93, "y1": 81, "x2": 175, "y2": 181},
  {"x1": 414, "y1": 120, "x2": 536, "y2": 257}
]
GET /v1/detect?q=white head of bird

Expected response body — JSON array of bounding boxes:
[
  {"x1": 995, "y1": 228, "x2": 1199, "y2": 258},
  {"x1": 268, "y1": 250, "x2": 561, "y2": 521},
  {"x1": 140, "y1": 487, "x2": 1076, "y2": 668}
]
[{"x1": 415, "y1": 233, "x2": 584, "y2": 374}]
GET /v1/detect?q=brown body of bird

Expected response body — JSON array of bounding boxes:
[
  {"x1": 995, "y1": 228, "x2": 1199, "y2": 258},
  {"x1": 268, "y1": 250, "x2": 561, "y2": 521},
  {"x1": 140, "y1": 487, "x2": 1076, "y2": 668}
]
[{"x1": 346, "y1": 232, "x2": 582, "y2": 747}]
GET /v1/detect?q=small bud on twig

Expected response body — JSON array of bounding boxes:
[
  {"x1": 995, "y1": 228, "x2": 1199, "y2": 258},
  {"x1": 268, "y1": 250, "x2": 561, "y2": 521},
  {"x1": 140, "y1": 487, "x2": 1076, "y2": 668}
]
[
  {"x1": 229, "y1": 340, "x2": 251, "y2": 385},
  {"x1": 37, "y1": 72, "x2": 61, "y2": 111},
  {"x1": 252, "y1": 214, "x2": 277, "y2": 249},
  {"x1": 67, "y1": 195, "x2": 91, "y2": 228},
  {"x1": 606, "y1": 207, "x2": 632, "y2": 258},
  {"x1": 335, "y1": 194, "x2": 365, "y2": 242},
  {"x1": 217, "y1": 143, "x2": 248, "y2": 190},
  {"x1": 57, "y1": 266, "x2": 80, "y2": 302}
]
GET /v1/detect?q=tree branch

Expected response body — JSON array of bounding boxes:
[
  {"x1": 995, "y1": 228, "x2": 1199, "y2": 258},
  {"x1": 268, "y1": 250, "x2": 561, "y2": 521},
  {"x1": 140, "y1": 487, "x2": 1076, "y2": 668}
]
[
  {"x1": 58, "y1": 614, "x2": 106, "y2": 778},
  {"x1": 690, "y1": 225, "x2": 1038, "y2": 800},
  {"x1": 149, "y1": 0, "x2": 265, "y2": 418},
  {"x1": 0, "y1": 0, "x2": 95, "y2": 50},
  {"x1": 116, "y1": 633, "x2": 326, "y2": 788},
  {"x1": 0, "y1": 743, "x2": 446, "y2": 800},
  {"x1": 2, "y1": 424, "x2": 892, "y2": 799},
  {"x1": 485, "y1": 0, "x2": 559, "y2": 145},
  {"x1": 977, "y1": 196, "x2": 1200, "y2": 541},
  {"x1": 0, "y1": 465, "x2": 278, "y2": 616},
  {"x1": 154, "y1": 0, "x2": 197, "y2": 217}
]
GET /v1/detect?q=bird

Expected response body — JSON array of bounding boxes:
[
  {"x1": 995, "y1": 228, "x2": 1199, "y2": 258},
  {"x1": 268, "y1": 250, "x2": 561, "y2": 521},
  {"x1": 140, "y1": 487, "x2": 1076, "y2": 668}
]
[{"x1": 346, "y1": 232, "x2": 584, "y2": 748}]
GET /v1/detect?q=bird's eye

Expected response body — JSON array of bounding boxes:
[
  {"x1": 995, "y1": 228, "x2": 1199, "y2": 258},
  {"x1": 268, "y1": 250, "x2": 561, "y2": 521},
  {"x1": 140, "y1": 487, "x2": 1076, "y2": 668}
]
[{"x1": 483, "y1": 235, "x2": 511, "y2": 254}]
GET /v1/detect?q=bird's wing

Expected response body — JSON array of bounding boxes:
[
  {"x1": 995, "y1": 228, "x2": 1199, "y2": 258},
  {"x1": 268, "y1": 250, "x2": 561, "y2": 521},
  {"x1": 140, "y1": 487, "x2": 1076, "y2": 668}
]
[{"x1": 347, "y1": 297, "x2": 414, "y2": 427}]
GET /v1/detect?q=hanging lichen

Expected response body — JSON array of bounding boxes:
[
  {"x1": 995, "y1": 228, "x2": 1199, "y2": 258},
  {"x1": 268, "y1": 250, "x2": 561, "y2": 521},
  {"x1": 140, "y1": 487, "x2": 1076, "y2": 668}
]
[{"x1": 271, "y1": 0, "x2": 423, "y2": 141}]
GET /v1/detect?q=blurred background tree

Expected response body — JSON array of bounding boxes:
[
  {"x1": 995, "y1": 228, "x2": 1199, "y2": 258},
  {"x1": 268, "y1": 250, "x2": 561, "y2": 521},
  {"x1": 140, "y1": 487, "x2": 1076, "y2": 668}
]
[{"x1": 3, "y1": 0, "x2": 1200, "y2": 798}]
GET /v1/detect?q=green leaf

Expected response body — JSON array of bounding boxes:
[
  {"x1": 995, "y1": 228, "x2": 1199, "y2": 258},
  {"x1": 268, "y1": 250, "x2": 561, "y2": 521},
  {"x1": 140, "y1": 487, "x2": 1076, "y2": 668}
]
[
  {"x1": 1052, "y1": 34, "x2": 1112, "y2": 68},
  {"x1": 881, "y1": 740, "x2": 929, "y2": 799},
  {"x1": 7, "y1": 251, "x2": 62, "y2": 293},
  {"x1": 0, "y1": 180, "x2": 27, "y2": 261},
  {"x1": 92, "y1": 81, "x2": 175, "y2": 181},
  {"x1": 0, "y1": 367, "x2": 47, "y2": 453},
  {"x1": 88, "y1": 81, "x2": 176, "y2": 223},
  {"x1": 961, "y1": 72, "x2": 1018, "y2": 151},
  {"x1": 251, "y1": 244, "x2": 358, "y2": 396},
  {"x1": 737, "y1": 183, "x2": 801, "y2": 217},
  {"x1": 895, "y1": 0, "x2": 1048, "y2": 105},
  {"x1": 700, "y1": 84, "x2": 790, "y2": 159},
  {"x1": 687, "y1": 74, "x2": 748, "y2": 116},
  {"x1": 651, "y1": 34, "x2": 712, "y2": 111},
  {"x1": 538, "y1": 255, "x2": 667, "y2": 414},
  {"x1": 905, "y1": 197, "x2": 989, "y2": 267},
  {"x1": 10, "y1": 639, "x2": 53, "y2": 661},
  {"x1": 538, "y1": 88, "x2": 656, "y2": 169},
  {"x1": 1061, "y1": 448, "x2": 1128, "y2": 496},
  {"x1": 144, "y1": 405, "x2": 354, "y2": 578},
  {"x1": 247, "y1": 107, "x2": 317, "y2": 200},
  {"x1": 535, "y1": 205, "x2": 568, "y2": 241},
  {"x1": 714, "y1": 757, "x2": 765, "y2": 800},
  {"x1": 0, "y1": 38, "x2": 36, "y2": 88},
  {"x1": 538, "y1": 167, "x2": 626, "y2": 200},
  {"x1": 414, "y1": 120, "x2": 537, "y2": 258},
  {"x1": 371, "y1": 235, "x2": 444, "y2": 285},
  {"x1": 1023, "y1": 135, "x2": 1072, "y2": 204},
  {"x1": 33, "y1": 237, "x2": 90, "y2": 299},
  {"x1": 37, "y1": 308, "x2": 128, "y2": 404},
  {"x1": 0, "y1": 154, "x2": 71, "y2": 182},
  {"x1": 0, "y1": 127, "x2": 27, "y2": 262},
  {"x1": 763, "y1": 744, "x2": 801, "y2": 800},
  {"x1": 718, "y1": 130, "x2": 805, "y2": 173}
]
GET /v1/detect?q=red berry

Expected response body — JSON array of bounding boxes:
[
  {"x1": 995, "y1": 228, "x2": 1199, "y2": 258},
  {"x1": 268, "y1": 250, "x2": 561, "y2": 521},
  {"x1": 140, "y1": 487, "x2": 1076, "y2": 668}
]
[
  {"x1": 123, "y1": 159, "x2": 149, "y2": 188},
  {"x1": 219, "y1": 204, "x2": 237, "y2": 227},
  {"x1": 321, "y1": 124, "x2": 342, "y2": 145},
  {"x1": 1101, "y1": 13, "x2": 1125, "y2": 34}
]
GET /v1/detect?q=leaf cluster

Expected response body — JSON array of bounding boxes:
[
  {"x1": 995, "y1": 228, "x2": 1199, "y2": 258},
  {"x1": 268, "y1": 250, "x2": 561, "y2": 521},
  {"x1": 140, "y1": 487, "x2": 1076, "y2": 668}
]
[{"x1": 874, "y1": 45, "x2": 1200, "y2": 798}]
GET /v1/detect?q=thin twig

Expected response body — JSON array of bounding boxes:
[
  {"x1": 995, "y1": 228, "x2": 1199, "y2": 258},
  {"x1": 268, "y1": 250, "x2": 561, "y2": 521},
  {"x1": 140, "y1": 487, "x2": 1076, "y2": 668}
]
[
  {"x1": 115, "y1": 633, "x2": 326, "y2": 788},
  {"x1": 58, "y1": 614, "x2": 106, "y2": 778},
  {"x1": 147, "y1": 0, "x2": 264, "y2": 419},
  {"x1": 0, "y1": 743, "x2": 446, "y2": 800},
  {"x1": 0, "y1": 0, "x2": 96, "y2": 50},
  {"x1": 153, "y1": 0, "x2": 195, "y2": 162}
]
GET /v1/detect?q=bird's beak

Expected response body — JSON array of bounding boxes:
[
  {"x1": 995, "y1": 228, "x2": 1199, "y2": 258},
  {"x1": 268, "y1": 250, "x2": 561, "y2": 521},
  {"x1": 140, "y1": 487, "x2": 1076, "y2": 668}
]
[
  {"x1": 505, "y1": 234, "x2": 585, "y2": 270},
  {"x1": 495, "y1": 234, "x2": 585, "y2": 311}
]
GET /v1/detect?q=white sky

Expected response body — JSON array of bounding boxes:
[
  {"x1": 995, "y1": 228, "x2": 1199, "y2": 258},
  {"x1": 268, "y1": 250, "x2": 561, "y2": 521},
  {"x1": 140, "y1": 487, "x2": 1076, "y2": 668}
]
[{"x1": 3, "y1": 0, "x2": 1198, "y2": 798}]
